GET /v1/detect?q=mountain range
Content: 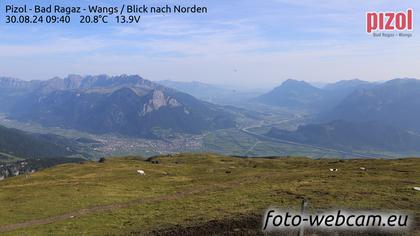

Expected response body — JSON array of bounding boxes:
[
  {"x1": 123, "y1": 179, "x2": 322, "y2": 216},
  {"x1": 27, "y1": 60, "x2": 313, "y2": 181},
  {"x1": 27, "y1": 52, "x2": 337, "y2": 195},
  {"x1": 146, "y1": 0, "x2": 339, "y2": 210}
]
[
  {"x1": 2, "y1": 74, "x2": 420, "y2": 157},
  {"x1": 321, "y1": 78, "x2": 420, "y2": 133},
  {"x1": 257, "y1": 79, "x2": 373, "y2": 110},
  {"x1": 0, "y1": 75, "x2": 235, "y2": 138},
  {"x1": 267, "y1": 120, "x2": 420, "y2": 152},
  {"x1": 263, "y1": 78, "x2": 420, "y2": 153}
]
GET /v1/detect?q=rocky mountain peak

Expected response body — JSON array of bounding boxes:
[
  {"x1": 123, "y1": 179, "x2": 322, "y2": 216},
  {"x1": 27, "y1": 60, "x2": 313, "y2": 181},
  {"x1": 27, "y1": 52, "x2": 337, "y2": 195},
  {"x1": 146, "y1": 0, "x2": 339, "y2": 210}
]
[{"x1": 141, "y1": 90, "x2": 182, "y2": 115}]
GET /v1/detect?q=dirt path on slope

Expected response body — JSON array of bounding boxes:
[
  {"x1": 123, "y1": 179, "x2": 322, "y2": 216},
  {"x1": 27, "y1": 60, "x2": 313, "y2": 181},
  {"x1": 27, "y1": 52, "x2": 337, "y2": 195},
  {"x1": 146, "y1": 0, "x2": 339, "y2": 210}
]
[
  {"x1": 0, "y1": 187, "x2": 200, "y2": 233},
  {"x1": 0, "y1": 174, "x2": 272, "y2": 233}
]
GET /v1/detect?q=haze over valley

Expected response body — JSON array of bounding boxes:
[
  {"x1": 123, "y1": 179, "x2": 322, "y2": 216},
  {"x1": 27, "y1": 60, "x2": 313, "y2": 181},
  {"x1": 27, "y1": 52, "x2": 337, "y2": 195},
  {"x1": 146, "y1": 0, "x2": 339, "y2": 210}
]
[{"x1": 0, "y1": 74, "x2": 419, "y2": 166}]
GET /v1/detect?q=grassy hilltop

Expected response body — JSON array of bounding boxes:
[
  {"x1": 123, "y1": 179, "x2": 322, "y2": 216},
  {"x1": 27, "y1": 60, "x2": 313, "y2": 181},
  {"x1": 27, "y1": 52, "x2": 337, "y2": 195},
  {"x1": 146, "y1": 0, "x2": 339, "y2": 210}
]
[{"x1": 0, "y1": 154, "x2": 419, "y2": 235}]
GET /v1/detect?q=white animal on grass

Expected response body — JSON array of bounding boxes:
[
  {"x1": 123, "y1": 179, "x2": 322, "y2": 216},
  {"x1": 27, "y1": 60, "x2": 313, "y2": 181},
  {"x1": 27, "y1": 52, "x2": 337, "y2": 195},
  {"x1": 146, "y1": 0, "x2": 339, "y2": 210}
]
[
  {"x1": 414, "y1": 187, "x2": 420, "y2": 191},
  {"x1": 137, "y1": 170, "x2": 145, "y2": 176},
  {"x1": 360, "y1": 167, "x2": 367, "y2": 171},
  {"x1": 329, "y1": 168, "x2": 338, "y2": 172}
]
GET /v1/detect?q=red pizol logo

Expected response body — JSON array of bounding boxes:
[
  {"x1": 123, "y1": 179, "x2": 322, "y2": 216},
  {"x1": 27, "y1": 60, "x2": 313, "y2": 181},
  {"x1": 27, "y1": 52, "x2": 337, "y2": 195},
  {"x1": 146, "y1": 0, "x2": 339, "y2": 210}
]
[{"x1": 366, "y1": 9, "x2": 413, "y2": 33}]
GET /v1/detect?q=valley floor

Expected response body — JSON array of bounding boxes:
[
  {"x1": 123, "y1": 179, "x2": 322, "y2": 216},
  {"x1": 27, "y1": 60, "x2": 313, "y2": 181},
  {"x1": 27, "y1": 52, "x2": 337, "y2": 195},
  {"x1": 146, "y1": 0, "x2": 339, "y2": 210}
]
[{"x1": 0, "y1": 154, "x2": 419, "y2": 235}]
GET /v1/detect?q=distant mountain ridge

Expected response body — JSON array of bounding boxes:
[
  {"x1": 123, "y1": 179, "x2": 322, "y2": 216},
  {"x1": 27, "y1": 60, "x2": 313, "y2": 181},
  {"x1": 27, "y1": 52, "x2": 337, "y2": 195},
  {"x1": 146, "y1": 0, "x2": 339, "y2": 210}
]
[
  {"x1": 323, "y1": 79, "x2": 372, "y2": 91},
  {"x1": 1, "y1": 75, "x2": 159, "y2": 94},
  {"x1": 267, "y1": 120, "x2": 420, "y2": 152},
  {"x1": 258, "y1": 79, "x2": 372, "y2": 110},
  {"x1": 260, "y1": 78, "x2": 420, "y2": 154},
  {"x1": 0, "y1": 75, "x2": 235, "y2": 138},
  {"x1": 258, "y1": 79, "x2": 324, "y2": 108},
  {"x1": 0, "y1": 77, "x2": 40, "y2": 90},
  {"x1": 157, "y1": 80, "x2": 264, "y2": 105},
  {"x1": 322, "y1": 78, "x2": 420, "y2": 132}
]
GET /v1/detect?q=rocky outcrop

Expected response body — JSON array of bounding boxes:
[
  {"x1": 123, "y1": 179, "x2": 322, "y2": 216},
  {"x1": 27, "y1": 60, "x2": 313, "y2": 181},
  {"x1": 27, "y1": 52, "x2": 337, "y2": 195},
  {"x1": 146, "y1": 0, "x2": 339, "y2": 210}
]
[
  {"x1": 0, "y1": 162, "x2": 31, "y2": 180},
  {"x1": 141, "y1": 90, "x2": 182, "y2": 115}
]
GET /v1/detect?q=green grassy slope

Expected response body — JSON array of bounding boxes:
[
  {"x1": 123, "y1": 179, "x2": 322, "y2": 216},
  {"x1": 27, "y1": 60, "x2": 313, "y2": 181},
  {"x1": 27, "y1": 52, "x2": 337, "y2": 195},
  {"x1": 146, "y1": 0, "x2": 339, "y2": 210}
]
[
  {"x1": 0, "y1": 154, "x2": 419, "y2": 235},
  {"x1": 0, "y1": 125, "x2": 83, "y2": 160}
]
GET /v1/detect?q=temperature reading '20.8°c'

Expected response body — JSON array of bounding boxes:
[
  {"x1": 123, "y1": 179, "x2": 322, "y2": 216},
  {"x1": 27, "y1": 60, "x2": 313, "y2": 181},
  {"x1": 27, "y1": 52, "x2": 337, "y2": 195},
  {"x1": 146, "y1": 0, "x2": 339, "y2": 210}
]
[{"x1": 80, "y1": 15, "x2": 109, "y2": 24}]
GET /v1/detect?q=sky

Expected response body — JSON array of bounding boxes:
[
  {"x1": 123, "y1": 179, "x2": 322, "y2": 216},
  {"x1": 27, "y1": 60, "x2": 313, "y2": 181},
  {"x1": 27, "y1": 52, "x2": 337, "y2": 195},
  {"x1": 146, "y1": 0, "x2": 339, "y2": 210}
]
[{"x1": 0, "y1": 0, "x2": 419, "y2": 88}]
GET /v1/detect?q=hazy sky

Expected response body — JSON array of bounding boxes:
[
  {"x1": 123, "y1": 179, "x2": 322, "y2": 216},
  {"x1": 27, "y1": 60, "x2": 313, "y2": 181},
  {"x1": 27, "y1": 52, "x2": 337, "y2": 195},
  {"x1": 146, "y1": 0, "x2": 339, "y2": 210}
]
[{"x1": 0, "y1": 0, "x2": 419, "y2": 87}]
